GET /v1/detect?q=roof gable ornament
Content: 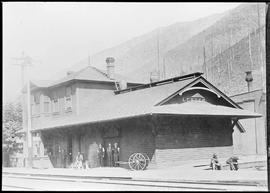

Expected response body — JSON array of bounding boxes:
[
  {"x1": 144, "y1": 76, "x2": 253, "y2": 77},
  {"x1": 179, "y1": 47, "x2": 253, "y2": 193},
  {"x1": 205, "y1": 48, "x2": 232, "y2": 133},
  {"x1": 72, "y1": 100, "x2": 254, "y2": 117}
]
[
  {"x1": 156, "y1": 76, "x2": 241, "y2": 109},
  {"x1": 183, "y1": 92, "x2": 206, "y2": 103}
]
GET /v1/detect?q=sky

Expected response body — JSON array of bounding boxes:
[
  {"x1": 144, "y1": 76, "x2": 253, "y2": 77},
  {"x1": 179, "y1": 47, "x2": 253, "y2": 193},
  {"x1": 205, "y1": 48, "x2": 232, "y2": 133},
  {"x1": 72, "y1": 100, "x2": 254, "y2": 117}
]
[{"x1": 3, "y1": 2, "x2": 241, "y2": 104}]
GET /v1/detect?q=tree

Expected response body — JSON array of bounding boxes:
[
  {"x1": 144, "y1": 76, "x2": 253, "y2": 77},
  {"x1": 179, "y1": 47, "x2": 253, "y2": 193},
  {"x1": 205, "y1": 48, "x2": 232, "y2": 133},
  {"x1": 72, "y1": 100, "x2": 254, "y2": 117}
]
[{"x1": 3, "y1": 102, "x2": 23, "y2": 166}]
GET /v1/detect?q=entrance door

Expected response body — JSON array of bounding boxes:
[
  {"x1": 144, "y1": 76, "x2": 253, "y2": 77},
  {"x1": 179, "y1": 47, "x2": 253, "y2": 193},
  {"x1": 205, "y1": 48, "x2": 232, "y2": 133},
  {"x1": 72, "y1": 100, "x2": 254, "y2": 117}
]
[{"x1": 103, "y1": 137, "x2": 120, "y2": 167}]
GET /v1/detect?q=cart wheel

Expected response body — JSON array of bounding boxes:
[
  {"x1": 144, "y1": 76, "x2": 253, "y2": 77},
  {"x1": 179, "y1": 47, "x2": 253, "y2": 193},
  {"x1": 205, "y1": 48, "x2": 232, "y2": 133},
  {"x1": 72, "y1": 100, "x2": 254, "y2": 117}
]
[
  {"x1": 128, "y1": 153, "x2": 137, "y2": 170},
  {"x1": 128, "y1": 153, "x2": 150, "y2": 171}
]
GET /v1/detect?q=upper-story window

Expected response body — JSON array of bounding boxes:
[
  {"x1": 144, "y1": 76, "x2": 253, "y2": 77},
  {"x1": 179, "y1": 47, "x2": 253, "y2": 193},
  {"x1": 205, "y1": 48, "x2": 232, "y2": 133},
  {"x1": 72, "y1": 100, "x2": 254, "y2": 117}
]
[
  {"x1": 31, "y1": 93, "x2": 40, "y2": 116},
  {"x1": 52, "y1": 91, "x2": 59, "y2": 114},
  {"x1": 65, "y1": 86, "x2": 72, "y2": 112},
  {"x1": 43, "y1": 95, "x2": 51, "y2": 113},
  {"x1": 34, "y1": 93, "x2": 40, "y2": 114}
]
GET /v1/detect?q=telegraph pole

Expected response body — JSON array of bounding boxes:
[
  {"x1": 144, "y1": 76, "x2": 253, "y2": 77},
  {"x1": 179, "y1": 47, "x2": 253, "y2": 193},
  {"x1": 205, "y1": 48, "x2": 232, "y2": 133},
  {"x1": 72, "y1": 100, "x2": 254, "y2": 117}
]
[
  {"x1": 12, "y1": 52, "x2": 35, "y2": 168},
  {"x1": 157, "y1": 29, "x2": 160, "y2": 80},
  {"x1": 256, "y1": 3, "x2": 265, "y2": 92},
  {"x1": 163, "y1": 57, "x2": 166, "y2": 80},
  {"x1": 203, "y1": 45, "x2": 208, "y2": 79},
  {"x1": 88, "y1": 54, "x2": 91, "y2": 66}
]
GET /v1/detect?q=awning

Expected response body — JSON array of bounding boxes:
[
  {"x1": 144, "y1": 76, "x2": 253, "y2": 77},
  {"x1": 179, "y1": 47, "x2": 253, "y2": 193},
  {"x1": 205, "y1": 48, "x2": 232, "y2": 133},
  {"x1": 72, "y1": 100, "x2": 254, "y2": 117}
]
[
  {"x1": 151, "y1": 102, "x2": 262, "y2": 119},
  {"x1": 31, "y1": 102, "x2": 261, "y2": 132}
]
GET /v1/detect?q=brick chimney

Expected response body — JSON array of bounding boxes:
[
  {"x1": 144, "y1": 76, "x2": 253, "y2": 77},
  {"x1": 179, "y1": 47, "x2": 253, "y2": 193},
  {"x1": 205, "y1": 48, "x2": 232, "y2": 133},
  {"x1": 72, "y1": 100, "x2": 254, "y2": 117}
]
[
  {"x1": 105, "y1": 57, "x2": 115, "y2": 79},
  {"x1": 245, "y1": 71, "x2": 253, "y2": 92}
]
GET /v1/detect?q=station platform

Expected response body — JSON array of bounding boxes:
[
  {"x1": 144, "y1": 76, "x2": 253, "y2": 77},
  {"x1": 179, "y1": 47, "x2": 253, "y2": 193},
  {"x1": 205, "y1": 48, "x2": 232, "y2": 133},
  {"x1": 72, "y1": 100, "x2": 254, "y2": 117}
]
[{"x1": 3, "y1": 154, "x2": 267, "y2": 186}]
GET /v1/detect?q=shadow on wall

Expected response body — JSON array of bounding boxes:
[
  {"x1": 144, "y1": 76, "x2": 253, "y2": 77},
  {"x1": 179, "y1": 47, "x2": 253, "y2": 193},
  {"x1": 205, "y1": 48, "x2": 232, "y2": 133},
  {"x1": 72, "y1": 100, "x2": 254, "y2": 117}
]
[{"x1": 155, "y1": 116, "x2": 233, "y2": 150}]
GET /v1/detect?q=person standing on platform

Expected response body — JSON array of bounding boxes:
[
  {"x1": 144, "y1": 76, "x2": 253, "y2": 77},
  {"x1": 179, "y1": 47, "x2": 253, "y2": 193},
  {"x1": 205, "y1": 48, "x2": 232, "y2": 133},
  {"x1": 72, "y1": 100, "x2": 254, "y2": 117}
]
[
  {"x1": 97, "y1": 144, "x2": 105, "y2": 167},
  {"x1": 78, "y1": 152, "x2": 84, "y2": 169},
  {"x1": 113, "y1": 143, "x2": 120, "y2": 167},
  {"x1": 107, "y1": 143, "x2": 113, "y2": 167}
]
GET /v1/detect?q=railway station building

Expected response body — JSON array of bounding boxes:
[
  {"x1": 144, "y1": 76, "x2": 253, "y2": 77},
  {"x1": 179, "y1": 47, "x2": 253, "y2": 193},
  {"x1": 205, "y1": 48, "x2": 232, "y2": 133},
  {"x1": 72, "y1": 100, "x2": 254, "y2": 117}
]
[{"x1": 21, "y1": 63, "x2": 261, "y2": 169}]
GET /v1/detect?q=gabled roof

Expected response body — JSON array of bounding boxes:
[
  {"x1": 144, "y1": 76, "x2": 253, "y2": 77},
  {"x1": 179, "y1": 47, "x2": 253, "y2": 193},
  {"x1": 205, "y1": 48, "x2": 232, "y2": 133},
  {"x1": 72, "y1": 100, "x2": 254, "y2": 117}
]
[
  {"x1": 31, "y1": 74, "x2": 261, "y2": 132},
  {"x1": 156, "y1": 76, "x2": 242, "y2": 109},
  {"x1": 30, "y1": 80, "x2": 52, "y2": 88},
  {"x1": 49, "y1": 66, "x2": 145, "y2": 87},
  {"x1": 151, "y1": 103, "x2": 261, "y2": 119},
  {"x1": 23, "y1": 66, "x2": 145, "y2": 92},
  {"x1": 22, "y1": 80, "x2": 52, "y2": 93},
  {"x1": 32, "y1": 76, "x2": 197, "y2": 131}
]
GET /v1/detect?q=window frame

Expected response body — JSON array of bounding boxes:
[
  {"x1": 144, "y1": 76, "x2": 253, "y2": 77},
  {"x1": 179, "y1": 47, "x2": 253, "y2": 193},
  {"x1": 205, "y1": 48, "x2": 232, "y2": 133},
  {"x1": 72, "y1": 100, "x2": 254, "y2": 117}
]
[
  {"x1": 43, "y1": 95, "x2": 51, "y2": 114},
  {"x1": 64, "y1": 86, "x2": 72, "y2": 112},
  {"x1": 51, "y1": 91, "x2": 60, "y2": 114}
]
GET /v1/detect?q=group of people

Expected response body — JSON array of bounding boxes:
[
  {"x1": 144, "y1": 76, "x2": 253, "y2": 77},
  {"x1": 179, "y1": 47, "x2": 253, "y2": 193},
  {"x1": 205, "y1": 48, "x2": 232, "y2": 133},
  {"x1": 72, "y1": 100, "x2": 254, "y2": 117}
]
[
  {"x1": 210, "y1": 153, "x2": 239, "y2": 170},
  {"x1": 71, "y1": 152, "x2": 86, "y2": 169},
  {"x1": 70, "y1": 143, "x2": 120, "y2": 169},
  {"x1": 97, "y1": 143, "x2": 120, "y2": 167}
]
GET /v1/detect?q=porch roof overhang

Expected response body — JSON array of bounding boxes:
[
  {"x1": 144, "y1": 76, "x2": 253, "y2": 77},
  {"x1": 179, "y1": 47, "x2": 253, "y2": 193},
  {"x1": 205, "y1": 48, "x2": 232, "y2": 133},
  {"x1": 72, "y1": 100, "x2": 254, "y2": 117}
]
[
  {"x1": 150, "y1": 102, "x2": 262, "y2": 119},
  {"x1": 32, "y1": 102, "x2": 261, "y2": 132}
]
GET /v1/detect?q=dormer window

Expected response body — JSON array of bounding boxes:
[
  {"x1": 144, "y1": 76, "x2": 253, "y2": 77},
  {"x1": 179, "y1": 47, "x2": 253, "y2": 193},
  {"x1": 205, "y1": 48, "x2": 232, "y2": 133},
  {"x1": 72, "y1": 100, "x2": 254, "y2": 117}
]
[{"x1": 65, "y1": 86, "x2": 72, "y2": 112}]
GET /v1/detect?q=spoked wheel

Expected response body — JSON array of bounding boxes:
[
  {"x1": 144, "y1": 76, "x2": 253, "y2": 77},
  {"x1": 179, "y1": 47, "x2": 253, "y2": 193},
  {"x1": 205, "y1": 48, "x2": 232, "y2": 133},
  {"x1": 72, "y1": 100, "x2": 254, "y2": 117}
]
[{"x1": 128, "y1": 153, "x2": 150, "y2": 171}]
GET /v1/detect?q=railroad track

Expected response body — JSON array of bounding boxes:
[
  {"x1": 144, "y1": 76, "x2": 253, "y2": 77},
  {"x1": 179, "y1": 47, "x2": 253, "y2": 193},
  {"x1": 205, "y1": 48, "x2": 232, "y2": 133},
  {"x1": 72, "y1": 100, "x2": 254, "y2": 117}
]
[{"x1": 2, "y1": 172, "x2": 267, "y2": 191}]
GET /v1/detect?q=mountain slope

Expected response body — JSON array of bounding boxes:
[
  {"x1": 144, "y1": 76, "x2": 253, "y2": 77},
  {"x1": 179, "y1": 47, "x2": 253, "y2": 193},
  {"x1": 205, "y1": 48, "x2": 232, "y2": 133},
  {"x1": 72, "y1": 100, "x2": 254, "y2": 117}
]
[
  {"x1": 130, "y1": 3, "x2": 266, "y2": 82},
  {"x1": 59, "y1": 12, "x2": 225, "y2": 81}
]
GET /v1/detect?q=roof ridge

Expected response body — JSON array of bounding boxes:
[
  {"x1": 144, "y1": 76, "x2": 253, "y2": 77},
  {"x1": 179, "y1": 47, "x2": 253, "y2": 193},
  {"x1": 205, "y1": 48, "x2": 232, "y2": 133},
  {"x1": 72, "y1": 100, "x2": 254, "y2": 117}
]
[
  {"x1": 72, "y1": 65, "x2": 92, "y2": 78},
  {"x1": 90, "y1": 66, "x2": 111, "y2": 80},
  {"x1": 115, "y1": 72, "x2": 203, "y2": 95}
]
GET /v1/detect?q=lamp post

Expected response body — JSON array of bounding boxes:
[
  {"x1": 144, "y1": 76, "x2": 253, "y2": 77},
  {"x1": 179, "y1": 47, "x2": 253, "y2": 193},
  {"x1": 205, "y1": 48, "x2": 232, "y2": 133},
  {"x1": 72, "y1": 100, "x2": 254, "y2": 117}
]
[{"x1": 245, "y1": 71, "x2": 253, "y2": 92}]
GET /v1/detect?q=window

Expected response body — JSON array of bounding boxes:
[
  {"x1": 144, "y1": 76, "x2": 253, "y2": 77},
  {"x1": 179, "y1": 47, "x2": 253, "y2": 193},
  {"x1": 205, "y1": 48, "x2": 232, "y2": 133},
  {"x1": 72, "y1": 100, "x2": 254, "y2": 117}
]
[
  {"x1": 52, "y1": 92, "x2": 59, "y2": 113},
  {"x1": 34, "y1": 94, "x2": 40, "y2": 114},
  {"x1": 43, "y1": 96, "x2": 50, "y2": 113},
  {"x1": 30, "y1": 93, "x2": 41, "y2": 115},
  {"x1": 65, "y1": 86, "x2": 72, "y2": 111},
  {"x1": 52, "y1": 98, "x2": 59, "y2": 113}
]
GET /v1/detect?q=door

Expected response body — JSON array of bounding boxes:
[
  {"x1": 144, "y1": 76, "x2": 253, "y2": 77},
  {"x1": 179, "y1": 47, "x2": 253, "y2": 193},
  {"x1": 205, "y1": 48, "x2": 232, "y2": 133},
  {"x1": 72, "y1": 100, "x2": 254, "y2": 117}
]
[
  {"x1": 67, "y1": 135, "x2": 73, "y2": 166},
  {"x1": 103, "y1": 137, "x2": 120, "y2": 167}
]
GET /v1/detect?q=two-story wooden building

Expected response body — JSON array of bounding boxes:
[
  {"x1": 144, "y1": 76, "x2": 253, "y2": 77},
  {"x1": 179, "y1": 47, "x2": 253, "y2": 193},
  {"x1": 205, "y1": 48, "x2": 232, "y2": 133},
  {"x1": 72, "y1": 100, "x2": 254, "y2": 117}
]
[{"x1": 21, "y1": 63, "x2": 261, "y2": 169}]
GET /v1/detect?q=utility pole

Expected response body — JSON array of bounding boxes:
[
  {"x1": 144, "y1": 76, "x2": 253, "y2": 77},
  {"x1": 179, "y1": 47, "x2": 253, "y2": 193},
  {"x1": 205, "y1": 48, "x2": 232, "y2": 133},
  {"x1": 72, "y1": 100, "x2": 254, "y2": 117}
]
[
  {"x1": 203, "y1": 45, "x2": 208, "y2": 79},
  {"x1": 157, "y1": 29, "x2": 160, "y2": 80},
  {"x1": 163, "y1": 57, "x2": 166, "y2": 80},
  {"x1": 12, "y1": 52, "x2": 35, "y2": 168},
  {"x1": 248, "y1": 32, "x2": 254, "y2": 69},
  {"x1": 256, "y1": 3, "x2": 265, "y2": 92},
  {"x1": 88, "y1": 54, "x2": 91, "y2": 66}
]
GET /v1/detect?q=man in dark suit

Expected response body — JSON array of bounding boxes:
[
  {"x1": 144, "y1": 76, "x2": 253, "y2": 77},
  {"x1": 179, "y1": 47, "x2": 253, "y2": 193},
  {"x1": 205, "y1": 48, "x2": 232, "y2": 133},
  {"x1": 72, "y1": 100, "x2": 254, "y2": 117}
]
[
  {"x1": 113, "y1": 143, "x2": 120, "y2": 167},
  {"x1": 97, "y1": 144, "x2": 105, "y2": 167},
  {"x1": 106, "y1": 143, "x2": 113, "y2": 167}
]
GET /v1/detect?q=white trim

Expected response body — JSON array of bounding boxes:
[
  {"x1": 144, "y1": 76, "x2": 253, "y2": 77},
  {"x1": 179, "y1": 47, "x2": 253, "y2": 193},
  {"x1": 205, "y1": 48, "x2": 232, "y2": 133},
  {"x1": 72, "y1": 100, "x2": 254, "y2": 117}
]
[{"x1": 178, "y1": 87, "x2": 221, "y2": 98}]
